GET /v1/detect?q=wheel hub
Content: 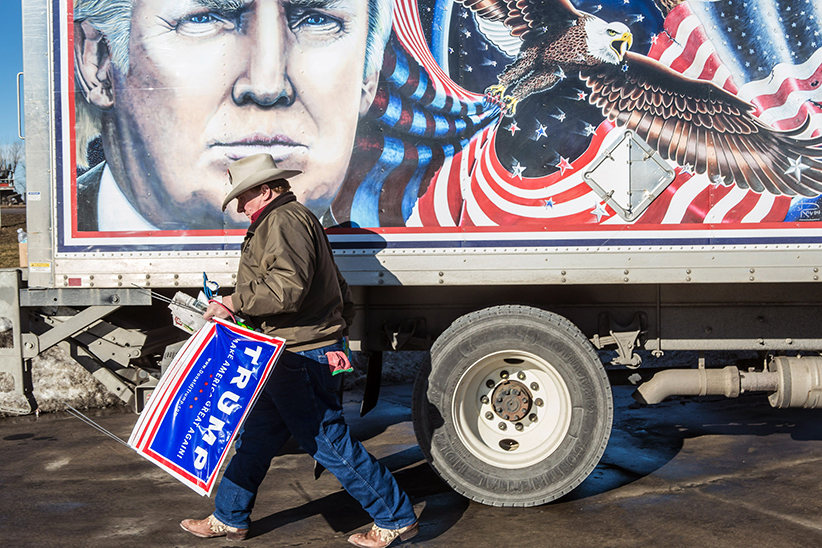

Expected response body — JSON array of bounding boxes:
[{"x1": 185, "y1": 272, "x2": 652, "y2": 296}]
[{"x1": 491, "y1": 380, "x2": 532, "y2": 422}]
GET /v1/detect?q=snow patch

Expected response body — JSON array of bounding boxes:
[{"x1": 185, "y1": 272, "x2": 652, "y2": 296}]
[{"x1": 0, "y1": 346, "x2": 124, "y2": 417}]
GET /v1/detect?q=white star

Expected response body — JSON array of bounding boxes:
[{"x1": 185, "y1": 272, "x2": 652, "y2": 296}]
[
  {"x1": 785, "y1": 155, "x2": 810, "y2": 182},
  {"x1": 583, "y1": 123, "x2": 597, "y2": 136},
  {"x1": 555, "y1": 67, "x2": 567, "y2": 81},
  {"x1": 552, "y1": 110, "x2": 566, "y2": 122},
  {"x1": 712, "y1": 175, "x2": 726, "y2": 187},
  {"x1": 591, "y1": 202, "x2": 610, "y2": 222},
  {"x1": 511, "y1": 159, "x2": 526, "y2": 179},
  {"x1": 681, "y1": 163, "x2": 694, "y2": 176}
]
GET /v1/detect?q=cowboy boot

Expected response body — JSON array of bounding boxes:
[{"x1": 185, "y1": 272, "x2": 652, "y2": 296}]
[
  {"x1": 180, "y1": 514, "x2": 248, "y2": 541},
  {"x1": 347, "y1": 521, "x2": 419, "y2": 548}
]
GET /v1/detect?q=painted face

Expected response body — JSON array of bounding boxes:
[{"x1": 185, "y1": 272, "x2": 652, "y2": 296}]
[{"x1": 102, "y1": 0, "x2": 375, "y2": 229}]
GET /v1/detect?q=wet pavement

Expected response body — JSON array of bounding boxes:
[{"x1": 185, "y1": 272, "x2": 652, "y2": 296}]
[{"x1": 3, "y1": 383, "x2": 822, "y2": 548}]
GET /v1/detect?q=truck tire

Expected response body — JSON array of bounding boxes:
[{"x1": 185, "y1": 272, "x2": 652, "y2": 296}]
[{"x1": 412, "y1": 305, "x2": 613, "y2": 507}]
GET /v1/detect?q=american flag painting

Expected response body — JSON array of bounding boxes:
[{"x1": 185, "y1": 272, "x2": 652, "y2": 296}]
[{"x1": 332, "y1": 0, "x2": 822, "y2": 228}]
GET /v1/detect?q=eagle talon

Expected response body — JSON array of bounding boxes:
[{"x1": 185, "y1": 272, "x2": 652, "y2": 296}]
[
  {"x1": 502, "y1": 95, "x2": 519, "y2": 116},
  {"x1": 485, "y1": 84, "x2": 506, "y2": 102}
]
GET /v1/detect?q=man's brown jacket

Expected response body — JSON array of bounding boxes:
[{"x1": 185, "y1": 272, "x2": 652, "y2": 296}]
[{"x1": 231, "y1": 192, "x2": 355, "y2": 351}]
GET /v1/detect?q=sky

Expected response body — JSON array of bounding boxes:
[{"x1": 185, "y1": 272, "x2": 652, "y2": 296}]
[{"x1": 1, "y1": 1, "x2": 24, "y2": 145}]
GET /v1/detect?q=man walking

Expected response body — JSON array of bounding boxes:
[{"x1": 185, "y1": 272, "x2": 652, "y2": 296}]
[{"x1": 181, "y1": 153, "x2": 418, "y2": 547}]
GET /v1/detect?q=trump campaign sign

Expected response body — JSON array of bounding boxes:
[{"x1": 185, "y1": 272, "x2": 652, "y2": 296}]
[{"x1": 128, "y1": 318, "x2": 285, "y2": 496}]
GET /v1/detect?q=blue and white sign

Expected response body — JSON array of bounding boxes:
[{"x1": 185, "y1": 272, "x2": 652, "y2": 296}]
[{"x1": 129, "y1": 318, "x2": 285, "y2": 496}]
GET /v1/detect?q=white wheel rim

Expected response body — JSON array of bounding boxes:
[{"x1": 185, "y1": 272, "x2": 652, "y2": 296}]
[{"x1": 451, "y1": 350, "x2": 573, "y2": 469}]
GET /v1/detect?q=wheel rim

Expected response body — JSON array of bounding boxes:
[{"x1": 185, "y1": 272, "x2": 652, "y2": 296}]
[{"x1": 451, "y1": 350, "x2": 573, "y2": 469}]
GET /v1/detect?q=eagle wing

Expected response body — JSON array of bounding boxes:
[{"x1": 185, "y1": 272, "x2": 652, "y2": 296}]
[
  {"x1": 459, "y1": 0, "x2": 582, "y2": 41},
  {"x1": 583, "y1": 52, "x2": 822, "y2": 196}
]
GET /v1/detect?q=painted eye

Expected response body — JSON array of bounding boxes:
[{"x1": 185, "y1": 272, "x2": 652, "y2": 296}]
[
  {"x1": 290, "y1": 9, "x2": 344, "y2": 36},
  {"x1": 607, "y1": 29, "x2": 617, "y2": 36},
  {"x1": 189, "y1": 13, "x2": 219, "y2": 24},
  {"x1": 176, "y1": 11, "x2": 237, "y2": 37},
  {"x1": 294, "y1": 11, "x2": 342, "y2": 31},
  {"x1": 303, "y1": 13, "x2": 329, "y2": 25}
]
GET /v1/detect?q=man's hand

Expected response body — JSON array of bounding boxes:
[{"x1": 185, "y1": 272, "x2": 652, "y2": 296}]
[{"x1": 203, "y1": 295, "x2": 235, "y2": 321}]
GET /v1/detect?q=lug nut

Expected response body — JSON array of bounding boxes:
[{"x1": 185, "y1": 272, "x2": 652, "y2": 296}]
[
  {"x1": 529, "y1": 413, "x2": 538, "y2": 422},
  {"x1": 503, "y1": 414, "x2": 510, "y2": 420},
  {"x1": 515, "y1": 423, "x2": 524, "y2": 431},
  {"x1": 530, "y1": 382, "x2": 539, "y2": 391},
  {"x1": 517, "y1": 371, "x2": 526, "y2": 380},
  {"x1": 480, "y1": 395, "x2": 489, "y2": 405},
  {"x1": 495, "y1": 406, "x2": 503, "y2": 413},
  {"x1": 498, "y1": 422, "x2": 507, "y2": 431},
  {"x1": 486, "y1": 379, "x2": 495, "y2": 388},
  {"x1": 485, "y1": 412, "x2": 493, "y2": 420},
  {"x1": 512, "y1": 389, "x2": 520, "y2": 396},
  {"x1": 535, "y1": 398, "x2": 544, "y2": 407},
  {"x1": 500, "y1": 370, "x2": 509, "y2": 379}
]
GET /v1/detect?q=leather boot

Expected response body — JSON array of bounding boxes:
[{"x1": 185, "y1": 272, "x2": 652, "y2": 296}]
[
  {"x1": 348, "y1": 521, "x2": 419, "y2": 548},
  {"x1": 180, "y1": 514, "x2": 248, "y2": 541}
]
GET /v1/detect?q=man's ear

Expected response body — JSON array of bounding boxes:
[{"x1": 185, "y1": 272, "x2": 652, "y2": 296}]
[
  {"x1": 359, "y1": 70, "x2": 379, "y2": 117},
  {"x1": 74, "y1": 21, "x2": 115, "y2": 110}
]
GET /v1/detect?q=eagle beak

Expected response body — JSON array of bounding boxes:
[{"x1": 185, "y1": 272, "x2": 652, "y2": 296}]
[{"x1": 611, "y1": 32, "x2": 633, "y2": 61}]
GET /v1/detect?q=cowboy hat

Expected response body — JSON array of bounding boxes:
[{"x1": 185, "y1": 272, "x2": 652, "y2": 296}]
[{"x1": 222, "y1": 153, "x2": 301, "y2": 211}]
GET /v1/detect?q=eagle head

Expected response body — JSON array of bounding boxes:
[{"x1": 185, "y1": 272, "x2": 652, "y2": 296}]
[{"x1": 584, "y1": 17, "x2": 633, "y2": 65}]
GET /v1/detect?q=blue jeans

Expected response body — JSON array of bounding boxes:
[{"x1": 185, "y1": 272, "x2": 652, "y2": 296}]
[{"x1": 212, "y1": 342, "x2": 417, "y2": 530}]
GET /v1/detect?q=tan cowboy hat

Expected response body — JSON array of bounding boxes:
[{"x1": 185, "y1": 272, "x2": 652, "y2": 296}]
[{"x1": 222, "y1": 153, "x2": 301, "y2": 211}]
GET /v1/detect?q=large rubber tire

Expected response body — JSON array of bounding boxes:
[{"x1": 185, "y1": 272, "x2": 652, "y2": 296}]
[{"x1": 412, "y1": 305, "x2": 613, "y2": 507}]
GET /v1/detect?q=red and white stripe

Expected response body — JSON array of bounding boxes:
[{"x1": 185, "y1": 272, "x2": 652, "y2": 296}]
[
  {"x1": 646, "y1": 3, "x2": 738, "y2": 93},
  {"x1": 410, "y1": 3, "x2": 806, "y2": 227},
  {"x1": 736, "y1": 48, "x2": 822, "y2": 136},
  {"x1": 412, "y1": 121, "x2": 792, "y2": 226},
  {"x1": 392, "y1": 0, "x2": 482, "y2": 102}
]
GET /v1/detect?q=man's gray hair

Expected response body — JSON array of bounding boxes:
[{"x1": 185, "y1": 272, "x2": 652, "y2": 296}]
[
  {"x1": 365, "y1": 0, "x2": 393, "y2": 77},
  {"x1": 73, "y1": 0, "x2": 132, "y2": 72}
]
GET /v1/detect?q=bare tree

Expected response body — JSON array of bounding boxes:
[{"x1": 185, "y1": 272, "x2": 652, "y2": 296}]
[{"x1": 0, "y1": 139, "x2": 25, "y2": 197}]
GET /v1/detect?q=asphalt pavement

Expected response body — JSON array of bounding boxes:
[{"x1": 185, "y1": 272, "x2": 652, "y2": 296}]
[{"x1": 3, "y1": 383, "x2": 822, "y2": 548}]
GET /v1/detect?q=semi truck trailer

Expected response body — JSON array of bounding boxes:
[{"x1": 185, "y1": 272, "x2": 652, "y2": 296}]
[{"x1": 3, "y1": 0, "x2": 822, "y2": 507}]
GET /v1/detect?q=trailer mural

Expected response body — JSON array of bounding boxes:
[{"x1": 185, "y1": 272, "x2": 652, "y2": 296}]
[{"x1": 58, "y1": 0, "x2": 822, "y2": 251}]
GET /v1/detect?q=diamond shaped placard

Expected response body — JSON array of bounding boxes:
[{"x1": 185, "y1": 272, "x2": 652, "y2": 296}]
[{"x1": 582, "y1": 130, "x2": 676, "y2": 221}]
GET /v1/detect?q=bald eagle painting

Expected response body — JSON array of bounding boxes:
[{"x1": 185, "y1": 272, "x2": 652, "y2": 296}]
[
  {"x1": 327, "y1": 0, "x2": 822, "y2": 227},
  {"x1": 452, "y1": 0, "x2": 822, "y2": 199}
]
